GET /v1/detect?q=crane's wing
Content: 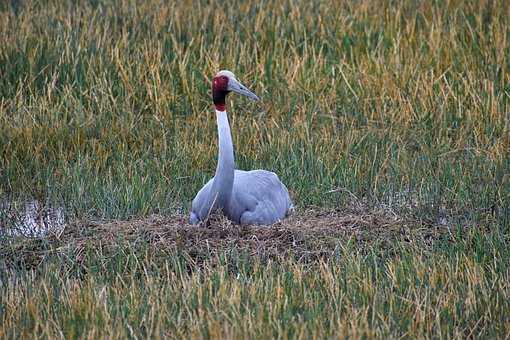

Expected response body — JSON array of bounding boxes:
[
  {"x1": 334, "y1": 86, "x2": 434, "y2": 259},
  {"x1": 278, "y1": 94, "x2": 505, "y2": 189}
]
[{"x1": 229, "y1": 169, "x2": 293, "y2": 225}]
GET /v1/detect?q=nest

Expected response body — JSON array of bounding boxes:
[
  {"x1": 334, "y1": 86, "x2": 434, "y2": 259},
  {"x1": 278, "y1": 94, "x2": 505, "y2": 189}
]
[{"x1": 0, "y1": 207, "x2": 447, "y2": 271}]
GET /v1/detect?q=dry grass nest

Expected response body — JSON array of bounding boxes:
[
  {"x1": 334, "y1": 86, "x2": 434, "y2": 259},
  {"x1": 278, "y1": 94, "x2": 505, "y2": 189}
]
[{"x1": 1, "y1": 206, "x2": 449, "y2": 270}]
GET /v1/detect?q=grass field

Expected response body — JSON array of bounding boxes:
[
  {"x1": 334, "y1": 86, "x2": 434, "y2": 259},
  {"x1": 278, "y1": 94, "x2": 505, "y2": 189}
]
[{"x1": 0, "y1": 0, "x2": 509, "y2": 338}]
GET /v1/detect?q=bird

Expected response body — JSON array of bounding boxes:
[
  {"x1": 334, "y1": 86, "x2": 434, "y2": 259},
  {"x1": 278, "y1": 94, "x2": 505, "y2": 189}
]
[{"x1": 189, "y1": 70, "x2": 293, "y2": 225}]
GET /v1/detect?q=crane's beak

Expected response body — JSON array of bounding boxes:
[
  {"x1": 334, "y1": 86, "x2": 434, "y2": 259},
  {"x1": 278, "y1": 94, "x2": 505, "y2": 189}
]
[{"x1": 228, "y1": 78, "x2": 260, "y2": 101}]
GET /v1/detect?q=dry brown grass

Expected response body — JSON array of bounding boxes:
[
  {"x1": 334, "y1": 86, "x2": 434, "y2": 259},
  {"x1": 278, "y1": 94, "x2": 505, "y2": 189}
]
[{"x1": 1, "y1": 205, "x2": 448, "y2": 271}]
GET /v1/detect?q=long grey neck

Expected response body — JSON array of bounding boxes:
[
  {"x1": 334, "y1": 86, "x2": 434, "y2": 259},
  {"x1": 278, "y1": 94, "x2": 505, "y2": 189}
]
[{"x1": 210, "y1": 109, "x2": 235, "y2": 212}]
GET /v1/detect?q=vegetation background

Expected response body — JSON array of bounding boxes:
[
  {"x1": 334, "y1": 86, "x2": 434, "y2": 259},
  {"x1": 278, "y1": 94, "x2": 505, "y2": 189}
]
[{"x1": 0, "y1": 0, "x2": 509, "y2": 338}]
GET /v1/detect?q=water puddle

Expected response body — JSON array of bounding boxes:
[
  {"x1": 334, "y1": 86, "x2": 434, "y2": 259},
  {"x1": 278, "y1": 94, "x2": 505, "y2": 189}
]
[{"x1": 0, "y1": 200, "x2": 65, "y2": 238}]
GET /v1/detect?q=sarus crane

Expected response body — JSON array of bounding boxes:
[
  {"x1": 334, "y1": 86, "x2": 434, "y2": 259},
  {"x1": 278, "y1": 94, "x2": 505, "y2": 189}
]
[{"x1": 190, "y1": 70, "x2": 293, "y2": 225}]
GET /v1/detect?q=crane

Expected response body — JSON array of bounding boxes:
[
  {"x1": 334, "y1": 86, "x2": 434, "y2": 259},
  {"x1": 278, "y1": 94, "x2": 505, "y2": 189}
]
[{"x1": 189, "y1": 70, "x2": 293, "y2": 225}]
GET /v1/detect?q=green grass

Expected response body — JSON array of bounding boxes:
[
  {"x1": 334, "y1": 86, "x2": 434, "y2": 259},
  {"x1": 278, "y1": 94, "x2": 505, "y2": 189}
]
[
  {"x1": 0, "y1": 0, "x2": 509, "y2": 338},
  {"x1": 1, "y1": 226, "x2": 509, "y2": 338},
  {"x1": 0, "y1": 0, "x2": 508, "y2": 222}
]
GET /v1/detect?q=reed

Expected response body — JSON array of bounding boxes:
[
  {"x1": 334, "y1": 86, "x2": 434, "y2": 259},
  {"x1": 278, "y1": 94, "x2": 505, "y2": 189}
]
[{"x1": 0, "y1": 0, "x2": 507, "y2": 223}]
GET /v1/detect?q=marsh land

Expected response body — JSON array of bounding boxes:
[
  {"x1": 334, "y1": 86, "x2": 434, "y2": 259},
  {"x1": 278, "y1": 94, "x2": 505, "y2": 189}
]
[{"x1": 0, "y1": 0, "x2": 509, "y2": 338}]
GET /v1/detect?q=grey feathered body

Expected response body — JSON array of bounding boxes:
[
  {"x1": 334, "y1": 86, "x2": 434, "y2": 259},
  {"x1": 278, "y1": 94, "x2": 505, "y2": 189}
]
[{"x1": 190, "y1": 169, "x2": 293, "y2": 225}]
